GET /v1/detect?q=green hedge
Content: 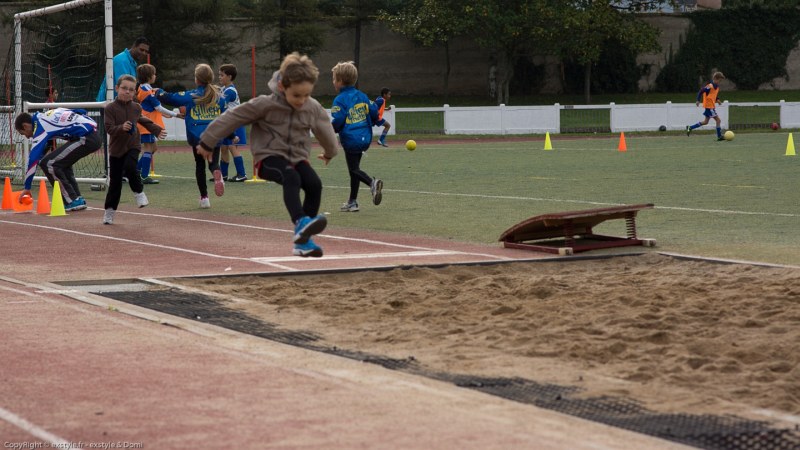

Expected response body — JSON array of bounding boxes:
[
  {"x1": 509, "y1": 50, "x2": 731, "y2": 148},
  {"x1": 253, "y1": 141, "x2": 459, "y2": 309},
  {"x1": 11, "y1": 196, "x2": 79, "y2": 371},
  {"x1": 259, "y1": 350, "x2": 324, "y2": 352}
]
[{"x1": 656, "y1": 6, "x2": 800, "y2": 92}]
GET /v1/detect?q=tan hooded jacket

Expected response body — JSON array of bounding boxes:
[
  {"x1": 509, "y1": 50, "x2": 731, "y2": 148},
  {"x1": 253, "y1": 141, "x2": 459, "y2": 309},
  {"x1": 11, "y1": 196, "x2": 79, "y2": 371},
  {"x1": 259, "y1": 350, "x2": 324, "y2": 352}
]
[{"x1": 199, "y1": 71, "x2": 338, "y2": 165}]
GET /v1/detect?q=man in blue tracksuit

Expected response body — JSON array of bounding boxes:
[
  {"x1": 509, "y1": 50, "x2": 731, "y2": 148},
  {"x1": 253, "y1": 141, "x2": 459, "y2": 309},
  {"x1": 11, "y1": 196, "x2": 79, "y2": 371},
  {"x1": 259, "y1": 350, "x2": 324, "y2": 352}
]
[
  {"x1": 331, "y1": 61, "x2": 382, "y2": 212},
  {"x1": 14, "y1": 108, "x2": 101, "y2": 211}
]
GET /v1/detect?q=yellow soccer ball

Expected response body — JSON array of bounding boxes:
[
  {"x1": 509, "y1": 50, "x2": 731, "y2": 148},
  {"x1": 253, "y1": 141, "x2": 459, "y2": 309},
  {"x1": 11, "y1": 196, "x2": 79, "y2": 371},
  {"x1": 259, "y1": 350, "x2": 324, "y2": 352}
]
[
  {"x1": 405, "y1": 139, "x2": 417, "y2": 151},
  {"x1": 724, "y1": 130, "x2": 735, "y2": 141}
]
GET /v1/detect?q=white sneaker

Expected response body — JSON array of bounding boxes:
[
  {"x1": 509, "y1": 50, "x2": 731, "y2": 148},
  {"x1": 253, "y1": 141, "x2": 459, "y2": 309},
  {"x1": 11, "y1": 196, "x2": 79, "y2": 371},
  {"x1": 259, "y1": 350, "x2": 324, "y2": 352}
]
[
  {"x1": 103, "y1": 208, "x2": 115, "y2": 225},
  {"x1": 199, "y1": 196, "x2": 211, "y2": 209},
  {"x1": 135, "y1": 191, "x2": 149, "y2": 208}
]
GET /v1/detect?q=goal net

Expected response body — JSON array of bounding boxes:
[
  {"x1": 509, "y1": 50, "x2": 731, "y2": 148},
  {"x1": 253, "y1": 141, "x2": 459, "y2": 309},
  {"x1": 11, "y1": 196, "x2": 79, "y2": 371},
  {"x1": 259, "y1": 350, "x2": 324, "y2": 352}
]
[{"x1": 0, "y1": 0, "x2": 110, "y2": 185}]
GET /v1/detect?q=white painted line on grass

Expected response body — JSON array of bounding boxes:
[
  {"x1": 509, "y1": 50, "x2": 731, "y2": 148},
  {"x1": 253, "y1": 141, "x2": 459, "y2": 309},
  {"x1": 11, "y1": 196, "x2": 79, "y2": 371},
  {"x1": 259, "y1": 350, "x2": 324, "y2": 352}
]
[
  {"x1": 323, "y1": 186, "x2": 800, "y2": 218},
  {"x1": 0, "y1": 406, "x2": 70, "y2": 446}
]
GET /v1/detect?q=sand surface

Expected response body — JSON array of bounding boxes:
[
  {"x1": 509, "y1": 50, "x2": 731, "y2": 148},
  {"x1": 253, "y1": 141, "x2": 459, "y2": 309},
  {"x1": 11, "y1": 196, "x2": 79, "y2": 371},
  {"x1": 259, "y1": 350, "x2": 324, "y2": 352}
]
[{"x1": 174, "y1": 253, "x2": 800, "y2": 422}]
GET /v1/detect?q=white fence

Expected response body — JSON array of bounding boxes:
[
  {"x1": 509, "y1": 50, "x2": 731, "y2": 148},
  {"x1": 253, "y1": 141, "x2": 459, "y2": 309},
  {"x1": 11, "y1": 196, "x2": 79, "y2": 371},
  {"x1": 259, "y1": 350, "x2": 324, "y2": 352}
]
[
  {"x1": 5, "y1": 100, "x2": 799, "y2": 145},
  {"x1": 161, "y1": 100, "x2": 799, "y2": 141}
]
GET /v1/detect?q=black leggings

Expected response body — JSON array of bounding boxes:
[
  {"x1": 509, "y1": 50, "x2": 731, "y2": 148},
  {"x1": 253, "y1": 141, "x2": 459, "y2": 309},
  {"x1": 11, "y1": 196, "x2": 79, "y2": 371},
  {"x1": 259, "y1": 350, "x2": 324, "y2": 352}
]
[
  {"x1": 192, "y1": 145, "x2": 220, "y2": 198},
  {"x1": 344, "y1": 151, "x2": 372, "y2": 201},
  {"x1": 105, "y1": 148, "x2": 142, "y2": 210},
  {"x1": 257, "y1": 156, "x2": 322, "y2": 223},
  {"x1": 39, "y1": 132, "x2": 101, "y2": 204}
]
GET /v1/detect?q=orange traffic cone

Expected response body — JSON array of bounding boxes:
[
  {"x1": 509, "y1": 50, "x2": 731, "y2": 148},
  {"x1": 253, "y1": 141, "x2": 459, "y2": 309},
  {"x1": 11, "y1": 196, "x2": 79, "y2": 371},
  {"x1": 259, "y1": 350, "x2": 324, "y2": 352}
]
[
  {"x1": 11, "y1": 189, "x2": 34, "y2": 213},
  {"x1": 1, "y1": 177, "x2": 12, "y2": 210},
  {"x1": 37, "y1": 179, "x2": 51, "y2": 215},
  {"x1": 618, "y1": 132, "x2": 627, "y2": 152}
]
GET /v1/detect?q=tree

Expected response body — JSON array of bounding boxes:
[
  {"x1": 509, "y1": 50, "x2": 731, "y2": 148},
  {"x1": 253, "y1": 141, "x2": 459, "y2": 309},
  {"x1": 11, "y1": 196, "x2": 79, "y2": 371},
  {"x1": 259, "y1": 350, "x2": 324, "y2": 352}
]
[
  {"x1": 556, "y1": 1, "x2": 661, "y2": 103},
  {"x1": 234, "y1": 0, "x2": 328, "y2": 65},
  {"x1": 378, "y1": 0, "x2": 470, "y2": 101},
  {"x1": 113, "y1": 0, "x2": 237, "y2": 88},
  {"x1": 462, "y1": 0, "x2": 560, "y2": 105}
]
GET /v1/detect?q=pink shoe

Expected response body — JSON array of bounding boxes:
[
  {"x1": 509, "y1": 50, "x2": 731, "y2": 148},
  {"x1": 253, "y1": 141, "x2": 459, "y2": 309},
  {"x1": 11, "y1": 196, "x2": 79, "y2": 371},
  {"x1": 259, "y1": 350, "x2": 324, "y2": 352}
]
[{"x1": 213, "y1": 169, "x2": 225, "y2": 197}]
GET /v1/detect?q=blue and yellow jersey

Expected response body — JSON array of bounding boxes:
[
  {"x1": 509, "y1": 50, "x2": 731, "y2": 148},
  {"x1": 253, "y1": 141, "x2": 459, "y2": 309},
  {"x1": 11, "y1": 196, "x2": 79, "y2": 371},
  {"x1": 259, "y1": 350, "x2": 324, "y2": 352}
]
[
  {"x1": 137, "y1": 83, "x2": 165, "y2": 135},
  {"x1": 331, "y1": 86, "x2": 378, "y2": 153},
  {"x1": 25, "y1": 108, "x2": 97, "y2": 190},
  {"x1": 697, "y1": 81, "x2": 720, "y2": 109},
  {"x1": 158, "y1": 85, "x2": 226, "y2": 146}
]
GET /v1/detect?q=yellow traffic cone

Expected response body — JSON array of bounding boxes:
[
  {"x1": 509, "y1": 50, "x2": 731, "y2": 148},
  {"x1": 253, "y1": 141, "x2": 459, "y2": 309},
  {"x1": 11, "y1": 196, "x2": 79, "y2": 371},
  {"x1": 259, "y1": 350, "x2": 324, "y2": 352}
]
[
  {"x1": 544, "y1": 132, "x2": 552, "y2": 151},
  {"x1": 786, "y1": 133, "x2": 795, "y2": 156},
  {"x1": 49, "y1": 181, "x2": 67, "y2": 216}
]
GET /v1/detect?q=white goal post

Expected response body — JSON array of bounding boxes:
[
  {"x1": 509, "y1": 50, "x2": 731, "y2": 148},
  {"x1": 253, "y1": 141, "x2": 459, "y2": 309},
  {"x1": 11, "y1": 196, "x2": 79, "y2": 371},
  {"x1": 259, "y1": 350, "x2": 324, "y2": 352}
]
[{"x1": 6, "y1": 0, "x2": 113, "y2": 185}]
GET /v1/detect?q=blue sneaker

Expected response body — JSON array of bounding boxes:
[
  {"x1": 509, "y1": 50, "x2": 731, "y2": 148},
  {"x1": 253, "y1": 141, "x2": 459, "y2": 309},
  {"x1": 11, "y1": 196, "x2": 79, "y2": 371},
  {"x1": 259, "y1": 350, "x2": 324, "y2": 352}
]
[
  {"x1": 293, "y1": 238, "x2": 323, "y2": 257},
  {"x1": 293, "y1": 215, "x2": 327, "y2": 244},
  {"x1": 65, "y1": 197, "x2": 87, "y2": 211}
]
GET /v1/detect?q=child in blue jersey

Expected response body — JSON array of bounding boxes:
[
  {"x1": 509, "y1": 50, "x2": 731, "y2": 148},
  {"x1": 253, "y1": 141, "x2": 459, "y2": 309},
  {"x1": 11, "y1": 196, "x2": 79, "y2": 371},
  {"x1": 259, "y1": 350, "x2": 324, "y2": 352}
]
[
  {"x1": 218, "y1": 63, "x2": 248, "y2": 182},
  {"x1": 687, "y1": 72, "x2": 726, "y2": 141},
  {"x1": 158, "y1": 63, "x2": 227, "y2": 208},
  {"x1": 374, "y1": 87, "x2": 392, "y2": 147},
  {"x1": 331, "y1": 61, "x2": 383, "y2": 212},
  {"x1": 136, "y1": 64, "x2": 180, "y2": 185},
  {"x1": 14, "y1": 108, "x2": 101, "y2": 211}
]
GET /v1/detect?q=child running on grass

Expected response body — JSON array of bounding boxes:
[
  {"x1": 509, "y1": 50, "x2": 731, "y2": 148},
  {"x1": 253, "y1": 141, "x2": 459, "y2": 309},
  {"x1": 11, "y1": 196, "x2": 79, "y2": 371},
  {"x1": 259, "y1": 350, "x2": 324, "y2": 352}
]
[
  {"x1": 374, "y1": 87, "x2": 392, "y2": 147},
  {"x1": 102, "y1": 75, "x2": 166, "y2": 225},
  {"x1": 199, "y1": 52, "x2": 338, "y2": 257},
  {"x1": 158, "y1": 63, "x2": 227, "y2": 208},
  {"x1": 331, "y1": 61, "x2": 382, "y2": 213},
  {"x1": 686, "y1": 71, "x2": 726, "y2": 141}
]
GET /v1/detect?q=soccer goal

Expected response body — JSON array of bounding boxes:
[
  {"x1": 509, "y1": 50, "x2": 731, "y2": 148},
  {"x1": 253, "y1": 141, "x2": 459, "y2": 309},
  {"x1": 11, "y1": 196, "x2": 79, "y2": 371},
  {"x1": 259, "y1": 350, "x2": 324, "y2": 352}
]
[{"x1": 0, "y1": 0, "x2": 112, "y2": 185}]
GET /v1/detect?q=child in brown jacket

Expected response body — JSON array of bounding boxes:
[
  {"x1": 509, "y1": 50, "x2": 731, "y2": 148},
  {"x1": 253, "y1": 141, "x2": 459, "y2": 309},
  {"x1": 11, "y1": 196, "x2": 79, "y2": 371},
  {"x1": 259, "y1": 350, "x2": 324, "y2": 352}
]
[
  {"x1": 199, "y1": 52, "x2": 338, "y2": 257},
  {"x1": 103, "y1": 74, "x2": 165, "y2": 225}
]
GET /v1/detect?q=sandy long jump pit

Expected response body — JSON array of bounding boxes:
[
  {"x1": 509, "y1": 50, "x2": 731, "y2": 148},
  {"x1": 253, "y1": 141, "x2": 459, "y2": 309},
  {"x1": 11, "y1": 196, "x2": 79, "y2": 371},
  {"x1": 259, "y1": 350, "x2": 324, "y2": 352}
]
[{"x1": 93, "y1": 253, "x2": 800, "y2": 449}]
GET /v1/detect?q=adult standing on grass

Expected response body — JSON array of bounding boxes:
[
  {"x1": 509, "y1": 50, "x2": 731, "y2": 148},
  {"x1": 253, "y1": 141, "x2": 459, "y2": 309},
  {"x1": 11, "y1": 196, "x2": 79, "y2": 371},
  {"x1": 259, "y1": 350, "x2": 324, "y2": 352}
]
[
  {"x1": 686, "y1": 71, "x2": 726, "y2": 141},
  {"x1": 198, "y1": 52, "x2": 338, "y2": 258},
  {"x1": 96, "y1": 37, "x2": 151, "y2": 102},
  {"x1": 102, "y1": 75, "x2": 166, "y2": 225}
]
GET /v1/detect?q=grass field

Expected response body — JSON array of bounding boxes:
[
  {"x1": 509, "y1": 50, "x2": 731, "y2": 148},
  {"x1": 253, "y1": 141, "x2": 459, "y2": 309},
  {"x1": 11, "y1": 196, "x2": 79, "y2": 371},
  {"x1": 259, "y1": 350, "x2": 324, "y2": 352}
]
[{"x1": 75, "y1": 130, "x2": 800, "y2": 266}]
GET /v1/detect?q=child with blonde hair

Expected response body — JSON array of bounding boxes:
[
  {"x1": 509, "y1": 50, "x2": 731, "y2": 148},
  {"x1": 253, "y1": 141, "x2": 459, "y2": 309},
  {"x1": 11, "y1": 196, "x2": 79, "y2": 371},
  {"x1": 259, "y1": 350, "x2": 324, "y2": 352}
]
[
  {"x1": 158, "y1": 63, "x2": 227, "y2": 207},
  {"x1": 331, "y1": 61, "x2": 382, "y2": 212}
]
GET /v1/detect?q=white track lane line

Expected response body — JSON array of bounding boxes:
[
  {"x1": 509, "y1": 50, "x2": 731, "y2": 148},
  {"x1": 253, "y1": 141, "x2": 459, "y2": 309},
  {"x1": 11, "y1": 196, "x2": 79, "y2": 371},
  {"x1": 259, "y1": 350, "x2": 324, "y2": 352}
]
[
  {"x1": 0, "y1": 406, "x2": 70, "y2": 446},
  {"x1": 79, "y1": 209, "x2": 513, "y2": 260},
  {"x1": 251, "y1": 250, "x2": 461, "y2": 263},
  {"x1": 0, "y1": 219, "x2": 296, "y2": 271}
]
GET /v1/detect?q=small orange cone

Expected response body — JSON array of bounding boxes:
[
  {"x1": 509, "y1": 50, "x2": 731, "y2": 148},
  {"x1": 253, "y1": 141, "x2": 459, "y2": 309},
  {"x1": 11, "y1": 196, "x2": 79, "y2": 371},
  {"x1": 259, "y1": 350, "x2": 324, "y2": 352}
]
[
  {"x1": 37, "y1": 179, "x2": 51, "y2": 215},
  {"x1": 1, "y1": 177, "x2": 12, "y2": 210},
  {"x1": 11, "y1": 190, "x2": 34, "y2": 213},
  {"x1": 618, "y1": 132, "x2": 627, "y2": 152},
  {"x1": 49, "y1": 180, "x2": 67, "y2": 217}
]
